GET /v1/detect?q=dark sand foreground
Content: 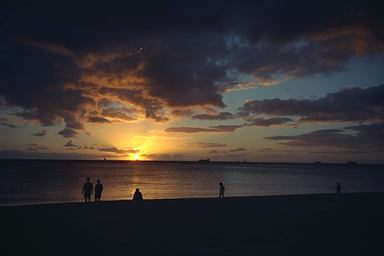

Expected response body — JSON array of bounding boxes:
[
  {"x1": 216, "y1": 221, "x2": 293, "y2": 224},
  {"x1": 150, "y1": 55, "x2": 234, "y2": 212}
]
[{"x1": 2, "y1": 193, "x2": 384, "y2": 256}]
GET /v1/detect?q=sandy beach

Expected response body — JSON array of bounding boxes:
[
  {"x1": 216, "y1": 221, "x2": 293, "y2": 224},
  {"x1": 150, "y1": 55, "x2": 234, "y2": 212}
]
[{"x1": 2, "y1": 193, "x2": 383, "y2": 256}]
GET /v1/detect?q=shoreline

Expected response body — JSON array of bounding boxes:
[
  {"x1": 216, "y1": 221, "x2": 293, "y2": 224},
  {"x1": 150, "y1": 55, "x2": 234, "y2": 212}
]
[
  {"x1": 3, "y1": 192, "x2": 384, "y2": 255},
  {"x1": 0, "y1": 191, "x2": 380, "y2": 208}
]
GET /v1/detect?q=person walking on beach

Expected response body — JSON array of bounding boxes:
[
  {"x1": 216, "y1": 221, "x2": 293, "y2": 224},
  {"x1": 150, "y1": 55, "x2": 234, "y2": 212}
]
[
  {"x1": 94, "y1": 179, "x2": 103, "y2": 201},
  {"x1": 219, "y1": 182, "x2": 225, "y2": 198},
  {"x1": 133, "y1": 188, "x2": 143, "y2": 201},
  {"x1": 336, "y1": 182, "x2": 341, "y2": 194},
  {"x1": 82, "y1": 177, "x2": 93, "y2": 202}
]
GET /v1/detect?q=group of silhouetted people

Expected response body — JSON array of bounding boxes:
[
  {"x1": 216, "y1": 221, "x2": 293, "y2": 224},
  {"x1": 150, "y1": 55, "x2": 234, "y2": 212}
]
[
  {"x1": 82, "y1": 177, "x2": 103, "y2": 202},
  {"x1": 81, "y1": 177, "x2": 226, "y2": 203},
  {"x1": 82, "y1": 177, "x2": 144, "y2": 202},
  {"x1": 82, "y1": 178, "x2": 341, "y2": 203}
]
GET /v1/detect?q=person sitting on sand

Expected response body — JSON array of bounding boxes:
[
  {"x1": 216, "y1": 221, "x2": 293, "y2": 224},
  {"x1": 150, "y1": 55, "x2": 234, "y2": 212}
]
[
  {"x1": 133, "y1": 188, "x2": 143, "y2": 201},
  {"x1": 219, "y1": 182, "x2": 225, "y2": 198},
  {"x1": 336, "y1": 182, "x2": 341, "y2": 194},
  {"x1": 82, "y1": 177, "x2": 93, "y2": 202},
  {"x1": 94, "y1": 179, "x2": 103, "y2": 201}
]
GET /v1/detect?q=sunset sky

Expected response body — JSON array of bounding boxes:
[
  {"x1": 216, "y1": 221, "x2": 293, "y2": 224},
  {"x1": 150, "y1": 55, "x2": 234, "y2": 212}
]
[{"x1": 0, "y1": 1, "x2": 383, "y2": 163}]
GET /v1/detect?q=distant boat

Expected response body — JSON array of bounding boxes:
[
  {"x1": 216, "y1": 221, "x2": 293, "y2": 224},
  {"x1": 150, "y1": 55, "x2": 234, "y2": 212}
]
[
  {"x1": 103, "y1": 157, "x2": 106, "y2": 161},
  {"x1": 346, "y1": 161, "x2": 357, "y2": 165},
  {"x1": 315, "y1": 161, "x2": 323, "y2": 165},
  {"x1": 198, "y1": 158, "x2": 210, "y2": 163}
]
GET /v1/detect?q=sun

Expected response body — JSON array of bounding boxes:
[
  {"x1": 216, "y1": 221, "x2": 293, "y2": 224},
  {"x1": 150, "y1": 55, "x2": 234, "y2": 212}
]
[{"x1": 132, "y1": 153, "x2": 140, "y2": 161}]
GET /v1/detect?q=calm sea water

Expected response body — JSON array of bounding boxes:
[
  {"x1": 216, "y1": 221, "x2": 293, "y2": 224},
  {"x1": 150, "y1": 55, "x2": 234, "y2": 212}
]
[{"x1": 1, "y1": 160, "x2": 383, "y2": 206}]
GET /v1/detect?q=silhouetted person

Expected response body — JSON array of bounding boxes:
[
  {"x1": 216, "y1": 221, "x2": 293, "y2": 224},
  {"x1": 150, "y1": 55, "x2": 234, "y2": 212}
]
[
  {"x1": 219, "y1": 182, "x2": 225, "y2": 198},
  {"x1": 82, "y1": 177, "x2": 93, "y2": 202},
  {"x1": 133, "y1": 188, "x2": 143, "y2": 201},
  {"x1": 94, "y1": 179, "x2": 103, "y2": 201},
  {"x1": 336, "y1": 182, "x2": 341, "y2": 194}
]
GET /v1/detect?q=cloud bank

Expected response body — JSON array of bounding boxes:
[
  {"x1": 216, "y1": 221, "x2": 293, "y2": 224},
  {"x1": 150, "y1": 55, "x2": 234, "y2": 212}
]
[
  {"x1": 0, "y1": 1, "x2": 383, "y2": 137},
  {"x1": 240, "y1": 85, "x2": 384, "y2": 123},
  {"x1": 267, "y1": 123, "x2": 384, "y2": 151}
]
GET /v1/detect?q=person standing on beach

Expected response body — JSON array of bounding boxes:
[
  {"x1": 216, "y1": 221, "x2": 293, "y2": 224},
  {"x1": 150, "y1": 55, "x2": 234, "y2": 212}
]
[
  {"x1": 133, "y1": 188, "x2": 143, "y2": 201},
  {"x1": 336, "y1": 182, "x2": 341, "y2": 194},
  {"x1": 82, "y1": 177, "x2": 93, "y2": 202},
  {"x1": 94, "y1": 179, "x2": 103, "y2": 201},
  {"x1": 219, "y1": 182, "x2": 225, "y2": 198}
]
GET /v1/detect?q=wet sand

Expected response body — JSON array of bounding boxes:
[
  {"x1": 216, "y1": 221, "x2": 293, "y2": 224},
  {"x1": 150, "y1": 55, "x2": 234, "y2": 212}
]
[{"x1": 2, "y1": 193, "x2": 383, "y2": 256}]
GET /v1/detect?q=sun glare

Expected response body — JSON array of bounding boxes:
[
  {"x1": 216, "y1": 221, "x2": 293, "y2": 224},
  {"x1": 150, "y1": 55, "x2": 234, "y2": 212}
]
[{"x1": 132, "y1": 153, "x2": 140, "y2": 161}]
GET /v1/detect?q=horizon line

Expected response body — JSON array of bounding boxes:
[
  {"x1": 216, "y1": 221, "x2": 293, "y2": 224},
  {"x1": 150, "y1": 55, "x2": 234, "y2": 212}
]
[{"x1": 0, "y1": 158, "x2": 382, "y2": 165}]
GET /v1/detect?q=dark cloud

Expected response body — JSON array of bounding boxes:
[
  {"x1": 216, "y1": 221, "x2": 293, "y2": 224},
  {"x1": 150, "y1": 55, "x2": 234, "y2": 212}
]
[
  {"x1": 0, "y1": 43, "x2": 94, "y2": 132},
  {"x1": 166, "y1": 120, "x2": 290, "y2": 133},
  {"x1": 245, "y1": 117, "x2": 293, "y2": 126},
  {"x1": 165, "y1": 127, "x2": 219, "y2": 133},
  {"x1": 208, "y1": 148, "x2": 247, "y2": 154},
  {"x1": 64, "y1": 140, "x2": 77, "y2": 147},
  {"x1": 0, "y1": 1, "x2": 383, "y2": 135},
  {"x1": 192, "y1": 112, "x2": 234, "y2": 120},
  {"x1": 266, "y1": 123, "x2": 384, "y2": 151},
  {"x1": 25, "y1": 143, "x2": 48, "y2": 151},
  {"x1": 240, "y1": 85, "x2": 384, "y2": 123},
  {"x1": 1, "y1": 121, "x2": 17, "y2": 128},
  {"x1": 31, "y1": 129, "x2": 47, "y2": 137},
  {"x1": 165, "y1": 124, "x2": 243, "y2": 133},
  {"x1": 171, "y1": 109, "x2": 195, "y2": 117},
  {"x1": 308, "y1": 149, "x2": 382, "y2": 154},
  {"x1": 87, "y1": 115, "x2": 110, "y2": 123},
  {"x1": 141, "y1": 43, "x2": 226, "y2": 108},
  {"x1": 13, "y1": 110, "x2": 56, "y2": 127},
  {"x1": 57, "y1": 128, "x2": 77, "y2": 138},
  {"x1": 82, "y1": 145, "x2": 95, "y2": 150},
  {"x1": 190, "y1": 142, "x2": 228, "y2": 148},
  {"x1": 0, "y1": 150, "x2": 102, "y2": 159},
  {"x1": 98, "y1": 147, "x2": 138, "y2": 155},
  {"x1": 225, "y1": 26, "x2": 383, "y2": 89},
  {"x1": 345, "y1": 123, "x2": 384, "y2": 133},
  {"x1": 210, "y1": 125, "x2": 243, "y2": 132},
  {"x1": 258, "y1": 148, "x2": 273, "y2": 152},
  {"x1": 229, "y1": 147, "x2": 246, "y2": 152}
]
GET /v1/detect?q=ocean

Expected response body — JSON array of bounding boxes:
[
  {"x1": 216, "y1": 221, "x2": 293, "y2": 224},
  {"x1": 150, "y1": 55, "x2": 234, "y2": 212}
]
[{"x1": 1, "y1": 160, "x2": 383, "y2": 206}]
